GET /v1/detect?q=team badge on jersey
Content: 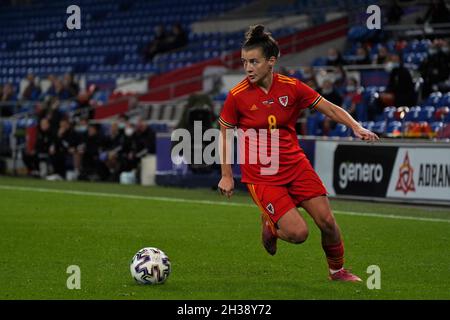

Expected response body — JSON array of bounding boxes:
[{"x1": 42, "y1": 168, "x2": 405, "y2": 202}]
[
  {"x1": 278, "y1": 96, "x2": 289, "y2": 107},
  {"x1": 266, "y1": 203, "x2": 275, "y2": 215}
]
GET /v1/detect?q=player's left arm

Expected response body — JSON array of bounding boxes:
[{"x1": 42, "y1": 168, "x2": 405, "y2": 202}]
[{"x1": 315, "y1": 98, "x2": 379, "y2": 141}]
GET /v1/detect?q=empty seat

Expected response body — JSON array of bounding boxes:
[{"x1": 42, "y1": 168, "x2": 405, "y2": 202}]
[{"x1": 386, "y1": 121, "x2": 403, "y2": 137}]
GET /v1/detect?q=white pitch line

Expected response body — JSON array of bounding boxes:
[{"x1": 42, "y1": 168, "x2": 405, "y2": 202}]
[
  {"x1": 0, "y1": 185, "x2": 251, "y2": 207},
  {"x1": 0, "y1": 185, "x2": 449, "y2": 224},
  {"x1": 332, "y1": 210, "x2": 450, "y2": 223}
]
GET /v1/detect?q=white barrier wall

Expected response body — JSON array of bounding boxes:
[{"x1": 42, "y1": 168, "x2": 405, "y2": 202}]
[
  {"x1": 314, "y1": 140, "x2": 450, "y2": 205},
  {"x1": 387, "y1": 148, "x2": 450, "y2": 202}
]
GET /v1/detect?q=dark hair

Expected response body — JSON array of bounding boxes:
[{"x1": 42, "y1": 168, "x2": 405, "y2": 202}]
[{"x1": 242, "y1": 24, "x2": 280, "y2": 59}]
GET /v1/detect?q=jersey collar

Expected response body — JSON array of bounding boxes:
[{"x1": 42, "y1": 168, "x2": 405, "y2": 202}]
[{"x1": 248, "y1": 72, "x2": 277, "y2": 95}]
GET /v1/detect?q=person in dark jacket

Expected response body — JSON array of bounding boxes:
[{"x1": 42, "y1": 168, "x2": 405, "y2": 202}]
[
  {"x1": 385, "y1": 54, "x2": 416, "y2": 107},
  {"x1": 49, "y1": 118, "x2": 77, "y2": 179},
  {"x1": 78, "y1": 123, "x2": 108, "y2": 181}
]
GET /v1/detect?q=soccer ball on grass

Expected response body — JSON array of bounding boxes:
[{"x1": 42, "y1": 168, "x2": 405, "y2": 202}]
[{"x1": 130, "y1": 247, "x2": 171, "y2": 284}]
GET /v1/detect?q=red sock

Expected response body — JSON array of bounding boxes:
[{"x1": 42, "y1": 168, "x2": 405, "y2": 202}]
[{"x1": 322, "y1": 241, "x2": 344, "y2": 270}]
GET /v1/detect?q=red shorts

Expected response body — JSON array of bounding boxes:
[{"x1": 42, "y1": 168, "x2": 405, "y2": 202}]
[{"x1": 247, "y1": 159, "x2": 327, "y2": 224}]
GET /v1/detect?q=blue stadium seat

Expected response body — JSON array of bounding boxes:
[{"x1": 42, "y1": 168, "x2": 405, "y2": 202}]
[
  {"x1": 438, "y1": 93, "x2": 450, "y2": 107},
  {"x1": 444, "y1": 112, "x2": 450, "y2": 123},
  {"x1": 384, "y1": 106, "x2": 396, "y2": 123},
  {"x1": 329, "y1": 123, "x2": 351, "y2": 137},
  {"x1": 424, "y1": 92, "x2": 443, "y2": 106},
  {"x1": 404, "y1": 106, "x2": 421, "y2": 122},
  {"x1": 312, "y1": 57, "x2": 327, "y2": 67},
  {"x1": 431, "y1": 121, "x2": 444, "y2": 133},
  {"x1": 418, "y1": 106, "x2": 435, "y2": 122},
  {"x1": 1, "y1": 120, "x2": 13, "y2": 136},
  {"x1": 386, "y1": 121, "x2": 403, "y2": 137},
  {"x1": 306, "y1": 113, "x2": 325, "y2": 136},
  {"x1": 373, "y1": 121, "x2": 386, "y2": 134}
]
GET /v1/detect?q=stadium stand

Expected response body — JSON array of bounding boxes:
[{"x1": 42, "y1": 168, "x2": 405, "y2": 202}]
[{"x1": 0, "y1": 0, "x2": 449, "y2": 183}]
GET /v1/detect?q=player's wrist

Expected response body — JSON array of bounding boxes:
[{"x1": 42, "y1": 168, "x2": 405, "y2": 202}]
[{"x1": 350, "y1": 122, "x2": 363, "y2": 131}]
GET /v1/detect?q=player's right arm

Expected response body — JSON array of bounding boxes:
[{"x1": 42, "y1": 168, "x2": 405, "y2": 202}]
[
  {"x1": 217, "y1": 93, "x2": 238, "y2": 198},
  {"x1": 218, "y1": 125, "x2": 234, "y2": 198}
]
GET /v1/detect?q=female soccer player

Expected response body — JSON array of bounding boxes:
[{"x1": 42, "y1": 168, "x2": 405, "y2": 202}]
[{"x1": 217, "y1": 25, "x2": 379, "y2": 282}]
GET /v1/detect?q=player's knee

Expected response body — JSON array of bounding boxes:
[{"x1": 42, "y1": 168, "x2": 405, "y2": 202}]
[
  {"x1": 288, "y1": 228, "x2": 309, "y2": 244},
  {"x1": 320, "y1": 215, "x2": 337, "y2": 235}
]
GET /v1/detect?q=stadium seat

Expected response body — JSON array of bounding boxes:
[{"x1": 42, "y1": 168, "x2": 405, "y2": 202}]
[
  {"x1": 435, "y1": 106, "x2": 450, "y2": 121},
  {"x1": 362, "y1": 121, "x2": 375, "y2": 131},
  {"x1": 395, "y1": 106, "x2": 410, "y2": 121},
  {"x1": 383, "y1": 106, "x2": 396, "y2": 122},
  {"x1": 418, "y1": 106, "x2": 435, "y2": 122},
  {"x1": 386, "y1": 121, "x2": 403, "y2": 138},
  {"x1": 438, "y1": 93, "x2": 450, "y2": 107},
  {"x1": 444, "y1": 112, "x2": 450, "y2": 123},
  {"x1": 404, "y1": 106, "x2": 421, "y2": 122},
  {"x1": 373, "y1": 121, "x2": 386, "y2": 135},
  {"x1": 431, "y1": 121, "x2": 444, "y2": 135},
  {"x1": 306, "y1": 113, "x2": 325, "y2": 136},
  {"x1": 424, "y1": 92, "x2": 443, "y2": 107},
  {"x1": 329, "y1": 123, "x2": 351, "y2": 137}
]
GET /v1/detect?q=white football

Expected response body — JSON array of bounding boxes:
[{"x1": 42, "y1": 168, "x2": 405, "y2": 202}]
[{"x1": 130, "y1": 247, "x2": 171, "y2": 284}]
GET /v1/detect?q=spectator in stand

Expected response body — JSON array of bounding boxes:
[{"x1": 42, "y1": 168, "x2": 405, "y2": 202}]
[
  {"x1": 42, "y1": 74, "x2": 57, "y2": 99},
  {"x1": 48, "y1": 118, "x2": 77, "y2": 180},
  {"x1": 73, "y1": 118, "x2": 89, "y2": 176},
  {"x1": 78, "y1": 123, "x2": 108, "y2": 181},
  {"x1": 419, "y1": 40, "x2": 450, "y2": 97},
  {"x1": 319, "y1": 78, "x2": 343, "y2": 135},
  {"x1": 35, "y1": 118, "x2": 54, "y2": 177},
  {"x1": 21, "y1": 73, "x2": 41, "y2": 101},
  {"x1": 320, "y1": 78, "x2": 343, "y2": 106},
  {"x1": 278, "y1": 66, "x2": 290, "y2": 77},
  {"x1": 354, "y1": 47, "x2": 371, "y2": 65},
  {"x1": 439, "y1": 40, "x2": 450, "y2": 92},
  {"x1": 326, "y1": 48, "x2": 346, "y2": 66},
  {"x1": 117, "y1": 113, "x2": 129, "y2": 135},
  {"x1": 333, "y1": 65, "x2": 348, "y2": 95},
  {"x1": 47, "y1": 98, "x2": 64, "y2": 137},
  {"x1": 164, "y1": 23, "x2": 188, "y2": 52},
  {"x1": 300, "y1": 66, "x2": 316, "y2": 82},
  {"x1": 103, "y1": 121, "x2": 125, "y2": 181},
  {"x1": 62, "y1": 72, "x2": 79, "y2": 98},
  {"x1": 305, "y1": 77, "x2": 319, "y2": 92},
  {"x1": 49, "y1": 78, "x2": 71, "y2": 100},
  {"x1": 342, "y1": 78, "x2": 364, "y2": 120},
  {"x1": 442, "y1": 39, "x2": 450, "y2": 59},
  {"x1": 134, "y1": 118, "x2": 156, "y2": 155},
  {"x1": 382, "y1": 54, "x2": 416, "y2": 107},
  {"x1": 75, "y1": 84, "x2": 97, "y2": 120},
  {"x1": 119, "y1": 122, "x2": 138, "y2": 173},
  {"x1": 386, "y1": 1, "x2": 404, "y2": 24},
  {"x1": 0, "y1": 83, "x2": 17, "y2": 117},
  {"x1": 372, "y1": 45, "x2": 390, "y2": 65},
  {"x1": 417, "y1": 0, "x2": 450, "y2": 25},
  {"x1": 142, "y1": 24, "x2": 167, "y2": 63}
]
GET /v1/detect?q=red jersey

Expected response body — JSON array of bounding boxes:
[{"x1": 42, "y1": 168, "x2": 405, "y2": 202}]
[{"x1": 218, "y1": 73, "x2": 322, "y2": 185}]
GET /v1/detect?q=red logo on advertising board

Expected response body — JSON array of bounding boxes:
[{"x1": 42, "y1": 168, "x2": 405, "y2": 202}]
[{"x1": 395, "y1": 152, "x2": 416, "y2": 195}]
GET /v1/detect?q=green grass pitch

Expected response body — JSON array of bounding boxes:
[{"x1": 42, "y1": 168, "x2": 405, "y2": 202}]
[{"x1": 0, "y1": 176, "x2": 449, "y2": 300}]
